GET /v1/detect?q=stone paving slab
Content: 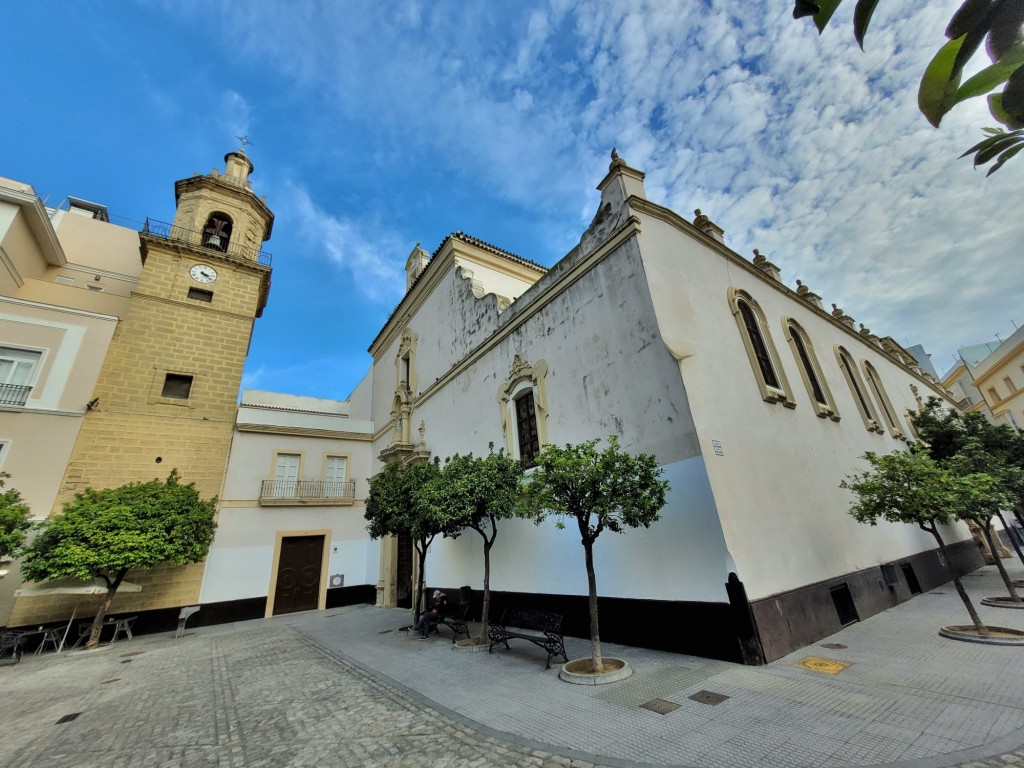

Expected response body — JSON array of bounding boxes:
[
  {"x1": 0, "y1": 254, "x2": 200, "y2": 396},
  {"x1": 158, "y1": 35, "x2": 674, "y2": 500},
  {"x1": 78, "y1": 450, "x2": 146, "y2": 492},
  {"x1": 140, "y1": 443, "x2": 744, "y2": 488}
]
[{"x1": 0, "y1": 561, "x2": 1021, "y2": 767}]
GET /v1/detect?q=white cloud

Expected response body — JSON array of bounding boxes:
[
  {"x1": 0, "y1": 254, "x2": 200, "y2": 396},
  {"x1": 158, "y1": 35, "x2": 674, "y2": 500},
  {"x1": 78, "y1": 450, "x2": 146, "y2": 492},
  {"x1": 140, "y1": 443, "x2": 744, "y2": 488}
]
[{"x1": 280, "y1": 182, "x2": 406, "y2": 305}]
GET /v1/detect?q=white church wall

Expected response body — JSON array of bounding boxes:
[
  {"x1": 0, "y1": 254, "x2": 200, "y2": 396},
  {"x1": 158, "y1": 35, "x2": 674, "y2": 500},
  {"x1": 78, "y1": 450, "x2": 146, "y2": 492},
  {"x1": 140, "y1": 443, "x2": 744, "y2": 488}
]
[
  {"x1": 634, "y1": 210, "x2": 968, "y2": 602},
  {"x1": 390, "y1": 234, "x2": 732, "y2": 604}
]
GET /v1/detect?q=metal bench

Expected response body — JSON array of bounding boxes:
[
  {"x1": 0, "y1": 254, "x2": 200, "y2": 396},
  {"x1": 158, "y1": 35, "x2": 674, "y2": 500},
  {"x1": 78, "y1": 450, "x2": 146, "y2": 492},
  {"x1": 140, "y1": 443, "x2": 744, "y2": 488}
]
[
  {"x1": 487, "y1": 608, "x2": 567, "y2": 668},
  {"x1": 427, "y1": 600, "x2": 471, "y2": 642},
  {"x1": 176, "y1": 605, "x2": 200, "y2": 638},
  {"x1": 0, "y1": 630, "x2": 25, "y2": 664}
]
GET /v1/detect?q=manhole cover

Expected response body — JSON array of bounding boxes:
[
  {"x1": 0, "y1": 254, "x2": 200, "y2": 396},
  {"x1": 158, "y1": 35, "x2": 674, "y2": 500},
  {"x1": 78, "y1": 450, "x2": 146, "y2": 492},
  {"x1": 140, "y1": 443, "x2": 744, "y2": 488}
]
[
  {"x1": 689, "y1": 690, "x2": 730, "y2": 706},
  {"x1": 821, "y1": 643, "x2": 847, "y2": 650},
  {"x1": 795, "y1": 657, "x2": 851, "y2": 674},
  {"x1": 100, "y1": 678, "x2": 121, "y2": 684},
  {"x1": 56, "y1": 712, "x2": 81, "y2": 724},
  {"x1": 640, "y1": 697, "x2": 681, "y2": 714}
]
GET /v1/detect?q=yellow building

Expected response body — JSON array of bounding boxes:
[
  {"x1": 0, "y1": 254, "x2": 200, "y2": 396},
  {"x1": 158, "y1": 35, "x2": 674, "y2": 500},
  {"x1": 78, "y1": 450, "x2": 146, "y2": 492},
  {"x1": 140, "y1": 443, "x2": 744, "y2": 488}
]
[{"x1": 4, "y1": 149, "x2": 274, "y2": 627}]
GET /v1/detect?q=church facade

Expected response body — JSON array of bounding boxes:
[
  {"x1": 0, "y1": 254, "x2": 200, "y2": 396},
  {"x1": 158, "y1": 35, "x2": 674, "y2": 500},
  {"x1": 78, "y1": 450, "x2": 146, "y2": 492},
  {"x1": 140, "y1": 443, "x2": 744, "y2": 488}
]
[{"x1": 355, "y1": 152, "x2": 977, "y2": 662}]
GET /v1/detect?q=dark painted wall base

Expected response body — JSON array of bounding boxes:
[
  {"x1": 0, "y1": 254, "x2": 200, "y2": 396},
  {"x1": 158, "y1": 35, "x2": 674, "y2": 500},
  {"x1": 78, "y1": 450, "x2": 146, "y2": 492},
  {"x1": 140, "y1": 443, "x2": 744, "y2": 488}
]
[
  {"x1": 432, "y1": 587, "x2": 746, "y2": 663},
  {"x1": 751, "y1": 538, "x2": 985, "y2": 662}
]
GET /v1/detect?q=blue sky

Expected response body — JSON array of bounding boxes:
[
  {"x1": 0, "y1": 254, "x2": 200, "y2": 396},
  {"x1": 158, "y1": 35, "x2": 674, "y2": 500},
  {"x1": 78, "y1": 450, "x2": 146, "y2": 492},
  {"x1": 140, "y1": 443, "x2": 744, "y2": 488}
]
[{"x1": 3, "y1": 1, "x2": 1020, "y2": 399}]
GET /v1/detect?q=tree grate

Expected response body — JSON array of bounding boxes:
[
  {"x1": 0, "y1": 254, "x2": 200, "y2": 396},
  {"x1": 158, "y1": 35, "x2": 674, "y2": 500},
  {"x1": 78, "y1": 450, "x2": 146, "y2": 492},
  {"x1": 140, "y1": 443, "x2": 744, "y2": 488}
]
[
  {"x1": 639, "y1": 697, "x2": 681, "y2": 714},
  {"x1": 821, "y1": 643, "x2": 847, "y2": 649},
  {"x1": 55, "y1": 712, "x2": 81, "y2": 724},
  {"x1": 689, "y1": 690, "x2": 730, "y2": 706}
]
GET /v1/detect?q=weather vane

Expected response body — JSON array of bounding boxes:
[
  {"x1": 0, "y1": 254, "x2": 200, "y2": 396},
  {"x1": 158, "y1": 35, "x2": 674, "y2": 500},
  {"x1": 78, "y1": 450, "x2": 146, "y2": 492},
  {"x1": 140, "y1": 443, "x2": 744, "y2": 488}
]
[{"x1": 236, "y1": 135, "x2": 254, "y2": 151}]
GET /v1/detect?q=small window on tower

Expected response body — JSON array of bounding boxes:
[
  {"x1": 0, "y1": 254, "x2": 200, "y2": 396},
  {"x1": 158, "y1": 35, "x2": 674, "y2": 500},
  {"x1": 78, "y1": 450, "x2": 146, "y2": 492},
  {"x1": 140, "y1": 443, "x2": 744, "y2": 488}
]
[
  {"x1": 188, "y1": 287, "x2": 213, "y2": 302},
  {"x1": 162, "y1": 373, "x2": 194, "y2": 400}
]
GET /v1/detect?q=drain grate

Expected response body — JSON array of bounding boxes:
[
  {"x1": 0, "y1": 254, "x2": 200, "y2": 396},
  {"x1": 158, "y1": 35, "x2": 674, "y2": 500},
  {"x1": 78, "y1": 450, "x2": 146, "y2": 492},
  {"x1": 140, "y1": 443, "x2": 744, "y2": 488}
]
[
  {"x1": 56, "y1": 712, "x2": 81, "y2": 724},
  {"x1": 100, "y1": 678, "x2": 121, "y2": 684},
  {"x1": 821, "y1": 643, "x2": 847, "y2": 650},
  {"x1": 640, "y1": 697, "x2": 681, "y2": 714},
  {"x1": 689, "y1": 690, "x2": 730, "y2": 706}
]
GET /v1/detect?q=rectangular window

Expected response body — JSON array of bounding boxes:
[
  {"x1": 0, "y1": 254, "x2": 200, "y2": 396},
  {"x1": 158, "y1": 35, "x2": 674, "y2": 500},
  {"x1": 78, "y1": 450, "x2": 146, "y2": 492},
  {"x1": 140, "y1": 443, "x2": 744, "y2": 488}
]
[
  {"x1": 324, "y1": 456, "x2": 348, "y2": 497},
  {"x1": 0, "y1": 347, "x2": 41, "y2": 406},
  {"x1": 988, "y1": 387, "x2": 1000, "y2": 402},
  {"x1": 187, "y1": 287, "x2": 213, "y2": 302},
  {"x1": 1003, "y1": 376, "x2": 1015, "y2": 392},
  {"x1": 829, "y1": 583, "x2": 859, "y2": 627},
  {"x1": 272, "y1": 453, "x2": 301, "y2": 498},
  {"x1": 161, "y1": 373, "x2": 193, "y2": 399},
  {"x1": 515, "y1": 391, "x2": 540, "y2": 466}
]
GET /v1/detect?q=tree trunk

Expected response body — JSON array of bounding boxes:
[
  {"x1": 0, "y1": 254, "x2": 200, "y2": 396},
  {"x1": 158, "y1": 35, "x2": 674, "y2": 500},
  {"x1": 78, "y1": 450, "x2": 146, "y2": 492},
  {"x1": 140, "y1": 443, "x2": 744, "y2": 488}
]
[
  {"x1": 982, "y1": 518, "x2": 1022, "y2": 602},
  {"x1": 479, "y1": 536, "x2": 491, "y2": 638},
  {"x1": 413, "y1": 541, "x2": 427, "y2": 623},
  {"x1": 923, "y1": 524, "x2": 989, "y2": 636},
  {"x1": 87, "y1": 570, "x2": 126, "y2": 649},
  {"x1": 997, "y1": 510, "x2": 1024, "y2": 566},
  {"x1": 583, "y1": 538, "x2": 603, "y2": 673}
]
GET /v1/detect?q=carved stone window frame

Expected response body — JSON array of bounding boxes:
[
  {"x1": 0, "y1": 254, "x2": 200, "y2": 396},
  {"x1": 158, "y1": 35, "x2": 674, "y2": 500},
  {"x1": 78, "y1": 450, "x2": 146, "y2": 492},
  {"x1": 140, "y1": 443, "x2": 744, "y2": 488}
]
[
  {"x1": 783, "y1": 317, "x2": 839, "y2": 420},
  {"x1": 394, "y1": 328, "x2": 419, "y2": 396},
  {"x1": 835, "y1": 346, "x2": 883, "y2": 433},
  {"x1": 728, "y1": 288, "x2": 795, "y2": 408},
  {"x1": 863, "y1": 361, "x2": 903, "y2": 439},
  {"x1": 498, "y1": 356, "x2": 549, "y2": 460}
]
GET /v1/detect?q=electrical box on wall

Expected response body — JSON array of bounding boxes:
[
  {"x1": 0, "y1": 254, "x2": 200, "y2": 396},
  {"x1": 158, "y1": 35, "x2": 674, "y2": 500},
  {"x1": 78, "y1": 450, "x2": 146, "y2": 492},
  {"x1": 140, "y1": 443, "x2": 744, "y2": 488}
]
[{"x1": 330, "y1": 574, "x2": 344, "y2": 588}]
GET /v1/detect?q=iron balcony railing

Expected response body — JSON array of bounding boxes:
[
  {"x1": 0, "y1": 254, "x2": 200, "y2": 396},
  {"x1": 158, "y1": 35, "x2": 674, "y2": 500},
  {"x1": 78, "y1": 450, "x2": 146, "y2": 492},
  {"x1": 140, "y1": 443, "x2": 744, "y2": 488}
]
[
  {"x1": 0, "y1": 384, "x2": 32, "y2": 406},
  {"x1": 141, "y1": 219, "x2": 272, "y2": 267},
  {"x1": 260, "y1": 479, "x2": 356, "y2": 501}
]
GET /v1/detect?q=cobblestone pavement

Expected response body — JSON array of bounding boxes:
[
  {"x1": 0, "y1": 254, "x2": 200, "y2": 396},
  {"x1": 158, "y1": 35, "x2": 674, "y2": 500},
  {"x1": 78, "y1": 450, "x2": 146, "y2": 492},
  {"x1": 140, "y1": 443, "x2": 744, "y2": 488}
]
[
  {"x1": 1, "y1": 563, "x2": 1023, "y2": 768},
  {"x1": 0, "y1": 624, "x2": 594, "y2": 768}
]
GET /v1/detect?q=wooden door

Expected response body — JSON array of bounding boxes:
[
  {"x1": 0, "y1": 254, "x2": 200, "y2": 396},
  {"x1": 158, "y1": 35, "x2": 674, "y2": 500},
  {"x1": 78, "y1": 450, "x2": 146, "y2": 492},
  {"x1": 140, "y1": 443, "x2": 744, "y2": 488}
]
[{"x1": 273, "y1": 535, "x2": 324, "y2": 615}]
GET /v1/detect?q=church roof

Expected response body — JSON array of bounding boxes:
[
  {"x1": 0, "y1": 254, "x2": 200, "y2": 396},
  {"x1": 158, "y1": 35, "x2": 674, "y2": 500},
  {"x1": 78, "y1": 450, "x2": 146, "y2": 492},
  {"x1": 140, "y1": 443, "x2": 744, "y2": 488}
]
[{"x1": 369, "y1": 231, "x2": 546, "y2": 353}]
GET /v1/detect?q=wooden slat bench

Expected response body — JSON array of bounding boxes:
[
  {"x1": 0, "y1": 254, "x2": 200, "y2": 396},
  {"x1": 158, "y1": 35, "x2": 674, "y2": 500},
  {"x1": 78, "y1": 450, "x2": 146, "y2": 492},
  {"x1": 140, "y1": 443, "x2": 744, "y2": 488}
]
[{"x1": 487, "y1": 608, "x2": 568, "y2": 668}]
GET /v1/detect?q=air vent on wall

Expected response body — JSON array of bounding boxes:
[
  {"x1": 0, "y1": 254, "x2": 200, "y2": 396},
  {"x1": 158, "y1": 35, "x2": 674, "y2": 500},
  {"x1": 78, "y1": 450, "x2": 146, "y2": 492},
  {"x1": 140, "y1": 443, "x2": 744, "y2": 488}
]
[
  {"x1": 330, "y1": 574, "x2": 344, "y2": 588},
  {"x1": 55, "y1": 276, "x2": 74, "y2": 286}
]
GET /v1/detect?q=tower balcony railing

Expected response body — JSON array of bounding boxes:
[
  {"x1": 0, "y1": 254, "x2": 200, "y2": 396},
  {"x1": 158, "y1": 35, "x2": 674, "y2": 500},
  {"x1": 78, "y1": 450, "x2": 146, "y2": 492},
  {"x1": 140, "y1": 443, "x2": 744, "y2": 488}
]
[
  {"x1": 141, "y1": 219, "x2": 272, "y2": 267},
  {"x1": 0, "y1": 384, "x2": 32, "y2": 407},
  {"x1": 259, "y1": 479, "x2": 356, "y2": 506}
]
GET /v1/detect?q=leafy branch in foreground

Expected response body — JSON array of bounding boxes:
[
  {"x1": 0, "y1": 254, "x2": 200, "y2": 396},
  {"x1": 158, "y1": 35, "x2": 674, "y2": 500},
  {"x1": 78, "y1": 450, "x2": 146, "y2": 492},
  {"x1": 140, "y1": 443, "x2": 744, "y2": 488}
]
[{"x1": 793, "y1": 0, "x2": 1024, "y2": 173}]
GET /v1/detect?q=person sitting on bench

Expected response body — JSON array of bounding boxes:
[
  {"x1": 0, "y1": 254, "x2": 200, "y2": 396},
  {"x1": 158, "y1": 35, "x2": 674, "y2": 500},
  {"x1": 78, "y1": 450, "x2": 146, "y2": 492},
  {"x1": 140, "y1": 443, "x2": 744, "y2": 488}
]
[{"x1": 411, "y1": 590, "x2": 448, "y2": 639}]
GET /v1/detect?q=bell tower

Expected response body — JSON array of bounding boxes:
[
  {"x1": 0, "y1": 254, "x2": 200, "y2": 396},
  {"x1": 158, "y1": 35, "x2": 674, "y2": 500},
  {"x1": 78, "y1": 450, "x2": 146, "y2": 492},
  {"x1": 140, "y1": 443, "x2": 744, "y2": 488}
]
[{"x1": 13, "y1": 147, "x2": 277, "y2": 626}]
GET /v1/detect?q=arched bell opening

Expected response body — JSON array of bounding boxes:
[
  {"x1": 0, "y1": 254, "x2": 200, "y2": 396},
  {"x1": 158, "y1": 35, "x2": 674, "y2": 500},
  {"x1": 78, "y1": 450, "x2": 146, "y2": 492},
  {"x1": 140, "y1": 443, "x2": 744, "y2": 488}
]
[{"x1": 202, "y1": 212, "x2": 233, "y2": 252}]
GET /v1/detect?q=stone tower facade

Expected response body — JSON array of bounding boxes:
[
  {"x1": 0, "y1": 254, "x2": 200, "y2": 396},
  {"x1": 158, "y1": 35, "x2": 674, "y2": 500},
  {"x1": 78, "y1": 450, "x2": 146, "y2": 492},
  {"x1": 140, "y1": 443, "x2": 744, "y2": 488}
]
[{"x1": 10, "y1": 150, "x2": 274, "y2": 624}]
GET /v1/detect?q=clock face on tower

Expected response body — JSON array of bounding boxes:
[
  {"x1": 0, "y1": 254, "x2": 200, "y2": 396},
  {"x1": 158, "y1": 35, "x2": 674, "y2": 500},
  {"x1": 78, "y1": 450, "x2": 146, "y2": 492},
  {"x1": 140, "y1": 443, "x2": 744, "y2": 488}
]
[{"x1": 189, "y1": 264, "x2": 218, "y2": 284}]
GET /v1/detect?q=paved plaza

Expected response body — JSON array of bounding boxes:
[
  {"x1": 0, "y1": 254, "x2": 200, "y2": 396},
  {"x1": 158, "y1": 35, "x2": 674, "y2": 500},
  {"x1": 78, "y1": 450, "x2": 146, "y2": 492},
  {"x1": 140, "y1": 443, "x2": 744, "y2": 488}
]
[{"x1": 2, "y1": 562, "x2": 1023, "y2": 768}]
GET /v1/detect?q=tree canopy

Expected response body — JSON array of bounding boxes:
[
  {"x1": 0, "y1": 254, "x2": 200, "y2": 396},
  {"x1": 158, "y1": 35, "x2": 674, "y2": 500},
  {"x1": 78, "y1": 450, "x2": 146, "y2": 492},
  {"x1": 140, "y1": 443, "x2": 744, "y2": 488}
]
[
  {"x1": 793, "y1": 0, "x2": 1024, "y2": 174},
  {"x1": 524, "y1": 436, "x2": 669, "y2": 672},
  {"x1": 365, "y1": 459, "x2": 446, "y2": 622},
  {"x1": 0, "y1": 472, "x2": 31, "y2": 561},
  {"x1": 841, "y1": 448, "x2": 1003, "y2": 633},
  {"x1": 21, "y1": 470, "x2": 217, "y2": 648},
  {"x1": 425, "y1": 448, "x2": 525, "y2": 640}
]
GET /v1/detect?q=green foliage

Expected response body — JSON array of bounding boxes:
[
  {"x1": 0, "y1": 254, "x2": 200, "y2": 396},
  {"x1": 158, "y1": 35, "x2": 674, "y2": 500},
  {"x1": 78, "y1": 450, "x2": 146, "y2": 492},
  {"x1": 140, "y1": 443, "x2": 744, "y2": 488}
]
[
  {"x1": 20, "y1": 470, "x2": 216, "y2": 585},
  {"x1": 0, "y1": 472, "x2": 31, "y2": 560},
  {"x1": 911, "y1": 397, "x2": 1024, "y2": 512},
  {"x1": 793, "y1": 0, "x2": 1024, "y2": 172},
  {"x1": 364, "y1": 460, "x2": 445, "y2": 542},
  {"x1": 524, "y1": 436, "x2": 668, "y2": 542},
  {"x1": 842, "y1": 449, "x2": 964, "y2": 528},
  {"x1": 426, "y1": 448, "x2": 526, "y2": 538}
]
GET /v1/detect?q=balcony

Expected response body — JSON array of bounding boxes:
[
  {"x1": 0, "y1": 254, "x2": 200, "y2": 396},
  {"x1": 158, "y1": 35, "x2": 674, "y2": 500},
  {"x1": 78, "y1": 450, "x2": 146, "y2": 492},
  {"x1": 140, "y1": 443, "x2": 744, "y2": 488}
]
[
  {"x1": 259, "y1": 479, "x2": 356, "y2": 506},
  {"x1": 0, "y1": 384, "x2": 32, "y2": 407},
  {"x1": 141, "y1": 219, "x2": 272, "y2": 267}
]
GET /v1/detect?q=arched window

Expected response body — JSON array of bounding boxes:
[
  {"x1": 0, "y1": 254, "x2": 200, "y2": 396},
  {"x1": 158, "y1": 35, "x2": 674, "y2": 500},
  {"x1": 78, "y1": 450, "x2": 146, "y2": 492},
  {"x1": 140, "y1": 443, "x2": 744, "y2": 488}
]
[
  {"x1": 784, "y1": 319, "x2": 839, "y2": 420},
  {"x1": 863, "y1": 362, "x2": 902, "y2": 438},
  {"x1": 498, "y1": 355, "x2": 549, "y2": 465},
  {"x1": 202, "y1": 212, "x2": 233, "y2": 252},
  {"x1": 835, "y1": 347, "x2": 882, "y2": 433},
  {"x1": 729, "y1": 289, "x2": 794, "y2": 407}
]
